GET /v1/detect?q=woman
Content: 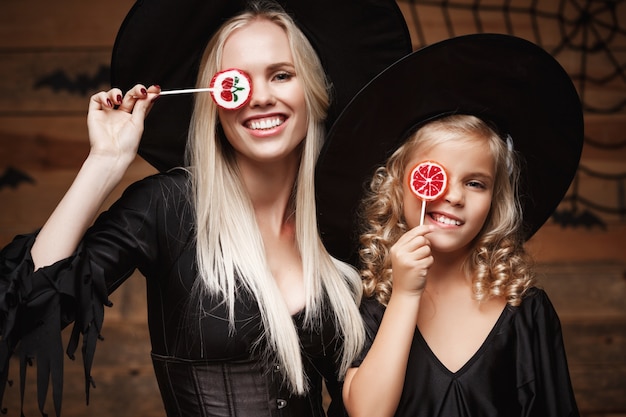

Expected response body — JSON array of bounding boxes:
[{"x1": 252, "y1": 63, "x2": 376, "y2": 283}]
[{"x1": 0, "y1": 1, "x2": 411, "y2": 416}]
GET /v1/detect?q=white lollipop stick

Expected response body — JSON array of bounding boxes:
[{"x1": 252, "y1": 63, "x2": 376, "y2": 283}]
[
  {"x1": 158, "y1": 88, "x2": 215, "y2": 96},
  {"x1": 420, "y1": 199, "x2": 427, "y2": 226}
]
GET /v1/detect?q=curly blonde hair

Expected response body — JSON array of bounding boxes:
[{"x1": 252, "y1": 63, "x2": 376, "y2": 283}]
[{"x1": 359, "y1": 114, "x2": 535, "y2": 307}]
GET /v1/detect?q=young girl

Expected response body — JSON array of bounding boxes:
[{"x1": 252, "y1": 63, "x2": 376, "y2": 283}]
[
  {"x1": 0, "y1": 1, "x2": 411, "y2": 416},
  {"x1": 326, "y1": 34, "x2": 583, "y2": 416}
]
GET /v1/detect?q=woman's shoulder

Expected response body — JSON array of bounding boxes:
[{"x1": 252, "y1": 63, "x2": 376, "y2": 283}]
[
  {"x1": 130, "y1": 167, "x2": 191, "y2": 192},
  {"x1": 117, "y1": 168, "x2": 192, "y2": 206},
  {"x1": 95, "y1": 168, "x2": 194, "y2": 235}
]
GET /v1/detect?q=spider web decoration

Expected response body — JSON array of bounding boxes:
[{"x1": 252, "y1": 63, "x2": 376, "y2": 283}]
[{"x1": 399, "y1": 0, "x2": 626, "y2": 228}]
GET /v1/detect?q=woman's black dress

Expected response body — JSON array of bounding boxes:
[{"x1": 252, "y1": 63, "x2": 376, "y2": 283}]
[
  {"x1": 0, "y1": 169, "x2": 346, "y2": 417},
  {"x1": 354, "y1": 289, "x2": 580, "y2": 417}
]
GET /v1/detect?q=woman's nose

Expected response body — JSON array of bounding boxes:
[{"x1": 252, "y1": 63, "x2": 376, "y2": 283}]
[{"x1": 248, "y1": 80, "x2": 275, "y2": 107}]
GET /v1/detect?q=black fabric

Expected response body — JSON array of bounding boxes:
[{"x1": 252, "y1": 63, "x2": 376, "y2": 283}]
[
  {"x1": 353, "y1": 289, "x2": 580, "y2": 417},
  {"x1": 0, "y1": 170, "x2": 347, "y2": 417},
  {"x1": 0, "y1": 235, "x2": 111, "y2": 417}
]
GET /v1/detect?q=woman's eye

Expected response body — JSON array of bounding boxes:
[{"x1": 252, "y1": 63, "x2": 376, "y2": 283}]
[{"x1": 274, "y1": 72, "x2": 294, "y2": 82}]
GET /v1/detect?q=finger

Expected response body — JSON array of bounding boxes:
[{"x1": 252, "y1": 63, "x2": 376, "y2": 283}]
[
  {"x1": 110, "y1": 88, "x2": 124, "y2": 107},
  {"x1": 399, "y1": 232, "x2": 431, "y2": 254},
  {"x1": 399, "y1": 224, "x2": 433, "y2": 244},
  {"x1": 89, "y1": 90, "x2": 118, "y2": 111},
  {"x1": 117, "y1": 84, "x2": 149, "y2": 113},
  {"x1": 412, "y1": 224, "x2": 435, "y2": 237},
  {"x1": 146, "y1": 85, "x2": 161, "y2": 95},
  {"x1": 129, "y1": 85, "x2": 161, "y2": 122},
  {"x1": 410, "y1": 244, "x2": 432, "y2": 262}
]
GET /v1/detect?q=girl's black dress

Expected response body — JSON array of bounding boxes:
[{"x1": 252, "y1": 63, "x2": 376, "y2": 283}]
[
  {"x1": 0, "y1": 169, "x2": 346, "y2": 417},
  {"x1": 354, "y1": 289, "x2": 580, "y2": 417}
]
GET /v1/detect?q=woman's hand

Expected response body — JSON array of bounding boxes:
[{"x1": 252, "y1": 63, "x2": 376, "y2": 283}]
[
  {"x1": 389, "y1": 224, "x2": 434, "y2": 297},
  {"x1": 86, "y1": 84, "x2": 160, "y2": 167},
  {"x1": 31, "y1": 84, "x2": 160, "y2": 269}
]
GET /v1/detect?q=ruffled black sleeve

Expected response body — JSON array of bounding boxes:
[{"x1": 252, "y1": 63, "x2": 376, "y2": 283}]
[
  {"x1": 0, "y1": 170, "x2": 191, "y2": 416},
  {"x1": 516, "y1": 288, "x2": 580, "y2": 417}
]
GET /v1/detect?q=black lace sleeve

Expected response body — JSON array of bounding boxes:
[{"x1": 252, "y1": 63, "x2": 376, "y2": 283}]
[
  {"x1": 0, "y1": 170, "x2": 191, "y2": 416},
  {"x1": 0, "y1": 232, "x2": 112, "y2": 416}
]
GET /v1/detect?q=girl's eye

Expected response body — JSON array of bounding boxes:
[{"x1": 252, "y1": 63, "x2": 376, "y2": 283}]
[{"x1": 467, "y1": 180, "x2": 486, "y2": 189}]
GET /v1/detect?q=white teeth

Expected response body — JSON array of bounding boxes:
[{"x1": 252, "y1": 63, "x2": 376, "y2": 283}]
[
  {"x1": 248, "y1": 117, "x2": 283, "y2": 130},
  {"x1": 432, "y1": 214, "x2": 462, "y2": 226}
]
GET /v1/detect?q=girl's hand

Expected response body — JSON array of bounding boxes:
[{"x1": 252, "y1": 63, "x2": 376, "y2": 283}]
[
  {"x1": 343, "y1": 226, "x2": 433, "y2": 417},
  {"x1": 86, "y1": 84, "x2": 160, "y2": 167},
  {"x1": 389, "y1": 224, "x2": 434, "y2": 296}
]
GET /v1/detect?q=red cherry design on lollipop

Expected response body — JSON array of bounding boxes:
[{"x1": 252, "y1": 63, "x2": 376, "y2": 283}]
[
  {"x1": 220, "y1": 77, "x2": 234, "y2": 101},
  {"x1": 210, "y1": 69, "x2": 252, "y2": 110},
  {"x1": 220, "y1": 90, "x2": 233, "y2": 101},
  {"x1": 408, "y1": 160, "x2": 448, "y2": 225},
  {"x1": 221, "y1": 77, "x2": 234, "y2": 90}
]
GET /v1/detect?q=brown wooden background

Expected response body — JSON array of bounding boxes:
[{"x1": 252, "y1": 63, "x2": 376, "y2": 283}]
[{"x1": 0, "y1": 0, "x2": 624, "y2": 415}]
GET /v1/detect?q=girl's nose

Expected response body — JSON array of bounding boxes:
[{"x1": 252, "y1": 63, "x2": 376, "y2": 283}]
[
  {"x1": 248, "y1": 80, "x2": 275, "y2": 108},
  {"x1": 444, "y1": 182, "x2": 464, "y2": 206}
]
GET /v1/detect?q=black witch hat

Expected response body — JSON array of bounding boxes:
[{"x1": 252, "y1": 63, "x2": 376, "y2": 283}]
[
  {"x1": 317, "y1": 34, "x2": 584, "y2": 262},
  {"x1": 111, "y1": 0, "x2": 412, "y2": 173}
]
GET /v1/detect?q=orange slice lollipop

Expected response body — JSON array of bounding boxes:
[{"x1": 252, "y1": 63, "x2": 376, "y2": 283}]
[
  {"x1": 408, "y1": 160, "x2": 448, "y2": 225},
  {"x1": 408, "y1": 160, "x2": 448, "y2": 201}
]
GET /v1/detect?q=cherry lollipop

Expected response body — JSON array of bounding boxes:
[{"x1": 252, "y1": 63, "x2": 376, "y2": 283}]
[
  {"x1": 159, "y1": 68, "x2": 252, "y2": 110},
  {"x1": 408, "y1": 160, "x2": 448, "y2": 225}
]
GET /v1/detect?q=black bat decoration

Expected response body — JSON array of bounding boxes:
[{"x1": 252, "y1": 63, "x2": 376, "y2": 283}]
[
  {"x1": 0, "y1": 167, "x2": 35, "y2": 190},
  {"x1": 34, "y1": 65, "x2": 110, "y2": 96},
  {"x1": 551, "y1": 208, "x2": 607, "y2": 230}
]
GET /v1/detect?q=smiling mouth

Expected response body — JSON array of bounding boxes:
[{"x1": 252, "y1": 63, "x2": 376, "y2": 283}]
[
  {"x1": 246, "y1": 116, "x2": 285, "y2": 130},
  {"x1": 431, "y1": 213, "x2": 463, "y2": 226}
]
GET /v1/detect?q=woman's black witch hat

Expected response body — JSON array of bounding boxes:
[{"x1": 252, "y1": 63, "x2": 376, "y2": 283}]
[{"x1": 111, "y1": 0, "x2": 412, "y2": 173}]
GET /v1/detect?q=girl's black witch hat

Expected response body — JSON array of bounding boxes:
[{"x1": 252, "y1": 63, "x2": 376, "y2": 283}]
[{"x1": 318, "y1": 34, "x2": 584, "y2": 261}]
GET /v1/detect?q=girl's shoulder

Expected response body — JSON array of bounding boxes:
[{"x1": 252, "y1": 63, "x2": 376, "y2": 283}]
[
  {"x1": 514, "y1": 286, "x2": 562, "y2": 325},
  {"x1": 519, "y1": 286, "x2": 552, "y2": 308},
  {"x1": 358, "y1": 296, "x2": 387, "y2": 331}
]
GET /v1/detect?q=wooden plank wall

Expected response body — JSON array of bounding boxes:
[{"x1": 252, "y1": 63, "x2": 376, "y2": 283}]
[{"x1": 0, "y1": 0, "x2": 624, "y2": 416}]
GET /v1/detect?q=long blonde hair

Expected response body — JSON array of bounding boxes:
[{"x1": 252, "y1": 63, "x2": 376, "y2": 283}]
[
  {"x1": 359, "y1": 114, "x2": 534, "y2": 306},
  {"x1": 185, "y1": 1, "x2": 364, "y2": 393}
]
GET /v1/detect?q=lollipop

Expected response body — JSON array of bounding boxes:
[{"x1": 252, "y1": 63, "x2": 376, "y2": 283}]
[
  {"x1": 159, "y1": 68, "x2": 252, "y2": 110},
  {"x1": 408, "y1": 160, "x2": 448, "y2": 225}
]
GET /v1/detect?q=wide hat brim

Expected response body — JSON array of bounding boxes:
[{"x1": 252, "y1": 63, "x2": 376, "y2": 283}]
[
  {"x1": 316, "y1": 33, "x2": 584, "y2": 263},
  {"x1": 111, "y1": 0, "x2": 412, "y2": 173}
]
